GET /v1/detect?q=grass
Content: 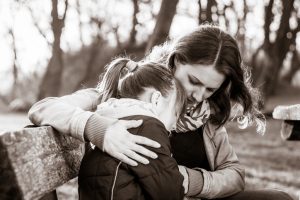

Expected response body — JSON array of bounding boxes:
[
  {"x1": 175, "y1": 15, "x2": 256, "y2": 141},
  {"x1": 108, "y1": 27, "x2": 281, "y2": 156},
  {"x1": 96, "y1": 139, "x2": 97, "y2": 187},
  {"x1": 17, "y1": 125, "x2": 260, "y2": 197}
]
[{"x1": 226, "y1": 119, "x2": 300, "y2": 200}]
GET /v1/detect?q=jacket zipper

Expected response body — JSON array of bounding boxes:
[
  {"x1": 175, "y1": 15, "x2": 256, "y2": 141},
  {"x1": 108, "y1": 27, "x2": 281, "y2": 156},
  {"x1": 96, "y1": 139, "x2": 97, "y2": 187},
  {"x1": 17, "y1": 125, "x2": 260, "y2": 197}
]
[{"x1": 110, "y1": 161, "x2": 122, "y2": 200}]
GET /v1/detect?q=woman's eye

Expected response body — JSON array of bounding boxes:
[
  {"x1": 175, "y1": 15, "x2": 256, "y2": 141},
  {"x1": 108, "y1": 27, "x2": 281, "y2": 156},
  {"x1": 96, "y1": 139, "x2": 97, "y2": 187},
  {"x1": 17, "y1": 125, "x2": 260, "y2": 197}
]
[
  {"x1": 207, "y1": 88, "x2": 215, "y2": 92},
  {"x1": 207, "y1": 88, "x2": 215, "y2": 93},
  {"x1": 188, "y1": 76, "x2": 199, "y2": 85}
]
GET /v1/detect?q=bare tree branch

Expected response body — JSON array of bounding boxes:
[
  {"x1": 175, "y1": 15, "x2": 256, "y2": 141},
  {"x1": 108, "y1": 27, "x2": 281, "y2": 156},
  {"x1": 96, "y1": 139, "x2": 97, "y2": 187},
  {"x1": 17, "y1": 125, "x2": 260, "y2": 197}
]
[
  {"x1": 113, "y1": 25, "x2": 121, "y2": 48},
  {"x1": 76, "y1": 0, "x2": 84, "y2": 45},
  {"x1": 62, "y1": 0, "x2": 69, "y2": 22},
  {"x1": 129, "y1": 0, "x2": 139, "y2": 45},
  {"x1": 263, "y1": 0, "x2": 274, "y2": 47},
  {"x1": 8, "y1": 28, "x2": 19, "y2": 99},
  {"x1": 26, "y1": 6, "x2": 51, "y2": 46}
]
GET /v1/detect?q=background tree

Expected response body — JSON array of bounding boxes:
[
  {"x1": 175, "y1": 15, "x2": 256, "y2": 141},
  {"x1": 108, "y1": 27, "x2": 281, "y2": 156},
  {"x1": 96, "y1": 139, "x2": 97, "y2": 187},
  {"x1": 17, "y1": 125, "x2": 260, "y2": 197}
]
[
  {"x1": 38, "y1": 0, "x2": 69, "y2": 99},
  {"x1": 146, "y1": 0, "x2": 179, "y2": 52},
  {"x1": 283, "y1": 46, "x2": 300, "y2": 84},
  {"x1": 1, "y1": 0, "x2": 300, "y2": 104},
  {"x1": 252, "y1": 0, "x2": 299, "y2": 100},
  {"x1": 8, "y1": 28, "x2": 19, "y2": 100},
  {"x1": 198, "y1": 0, "x2": 217, "y2": 24}
]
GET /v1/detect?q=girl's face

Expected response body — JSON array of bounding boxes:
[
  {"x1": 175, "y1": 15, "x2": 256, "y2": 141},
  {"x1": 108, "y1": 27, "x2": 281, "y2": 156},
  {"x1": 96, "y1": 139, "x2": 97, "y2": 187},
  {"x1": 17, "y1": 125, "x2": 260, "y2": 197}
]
[
  {"x1": 155, "y1": 88, "x2": 179, "y2": 131},
  {"x1": 174, "y1": 62, "x2": 225, "y2": 108}
]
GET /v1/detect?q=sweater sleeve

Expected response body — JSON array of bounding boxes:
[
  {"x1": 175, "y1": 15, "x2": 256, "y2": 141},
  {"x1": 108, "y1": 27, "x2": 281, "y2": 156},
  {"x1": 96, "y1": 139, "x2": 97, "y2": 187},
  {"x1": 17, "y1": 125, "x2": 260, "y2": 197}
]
[
  {"x1": 28, "y1": 88, "x2": 117, "y2": 142},
  {"x1": 129, "y1": 119, "x2": 184, "y2": 200}
]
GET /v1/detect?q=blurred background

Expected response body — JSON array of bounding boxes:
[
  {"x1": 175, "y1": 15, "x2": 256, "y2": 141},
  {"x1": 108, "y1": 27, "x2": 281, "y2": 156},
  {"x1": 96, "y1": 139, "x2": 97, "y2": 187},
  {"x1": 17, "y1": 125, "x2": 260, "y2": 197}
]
[{"x1": 0, "y1": 0, "x2": 299, "y2": 199}]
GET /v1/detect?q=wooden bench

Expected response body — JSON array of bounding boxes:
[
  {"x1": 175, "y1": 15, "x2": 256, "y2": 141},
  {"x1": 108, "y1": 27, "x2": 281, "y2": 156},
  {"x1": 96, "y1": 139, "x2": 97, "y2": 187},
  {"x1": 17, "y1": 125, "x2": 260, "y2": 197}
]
[
  {"x1": 0, "y1": 126, "x2": 85, "y2": 200},
  {"x1": 273, "y1": 104, "x2": 300, "y2": 140}
]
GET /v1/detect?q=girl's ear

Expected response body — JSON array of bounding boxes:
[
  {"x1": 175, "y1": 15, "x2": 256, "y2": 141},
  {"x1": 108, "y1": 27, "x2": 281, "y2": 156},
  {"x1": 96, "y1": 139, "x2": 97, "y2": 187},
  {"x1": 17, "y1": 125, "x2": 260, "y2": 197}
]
[{"x1": 150, "y1": 91, "x2": 162, "y2": 107}]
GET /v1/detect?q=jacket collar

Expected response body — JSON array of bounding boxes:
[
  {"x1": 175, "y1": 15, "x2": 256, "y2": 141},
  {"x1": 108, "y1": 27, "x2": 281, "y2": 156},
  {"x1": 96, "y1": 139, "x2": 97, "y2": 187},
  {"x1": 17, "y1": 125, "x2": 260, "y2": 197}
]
[{"x1": 96, "y1": 98, "x2": 159, "y2": 120}]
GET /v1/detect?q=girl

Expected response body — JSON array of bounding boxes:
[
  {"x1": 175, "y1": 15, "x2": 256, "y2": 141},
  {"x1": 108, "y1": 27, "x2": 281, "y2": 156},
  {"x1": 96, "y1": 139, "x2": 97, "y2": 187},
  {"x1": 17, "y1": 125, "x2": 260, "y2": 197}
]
[
  {"x1": 78, "y1": 58, "x2": 186, "y2": 200},
  {"x1": 28, "y1": 24, "x2": 292, "y2": 200}
]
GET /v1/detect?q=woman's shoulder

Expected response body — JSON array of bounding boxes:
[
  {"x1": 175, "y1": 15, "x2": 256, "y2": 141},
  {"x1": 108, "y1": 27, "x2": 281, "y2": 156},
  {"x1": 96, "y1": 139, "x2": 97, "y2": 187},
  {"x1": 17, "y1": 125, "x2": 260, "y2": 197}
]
[
  {"x1": 73, "y1": 88, "x2": 102, "y2": 109},
  {"x1": 74, "y1": 88, "x2": 101, "y2": 96},
  {"x1": 203, "y1": 122, "x2": 227, "y2": 139}
]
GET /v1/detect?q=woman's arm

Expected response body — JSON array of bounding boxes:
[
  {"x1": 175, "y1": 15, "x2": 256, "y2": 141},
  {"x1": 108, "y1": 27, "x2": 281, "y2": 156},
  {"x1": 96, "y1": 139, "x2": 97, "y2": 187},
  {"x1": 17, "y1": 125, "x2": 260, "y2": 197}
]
[
  {"x1": 182, "y1": 126, "x2": 245, "y2": 199},
  {"x1": 28, "y1": 88, "x2": 161, "y2": 166},
  {"x1": 28, "y1": 88, "x2": 108, "y2": 141}
]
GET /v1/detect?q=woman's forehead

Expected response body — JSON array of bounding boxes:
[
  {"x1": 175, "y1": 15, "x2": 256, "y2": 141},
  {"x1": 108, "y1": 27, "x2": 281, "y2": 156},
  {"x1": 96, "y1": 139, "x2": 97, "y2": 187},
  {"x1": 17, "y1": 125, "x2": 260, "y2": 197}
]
[{"x1": 184, "y1": 63, "x2": 225, "y2": 88}]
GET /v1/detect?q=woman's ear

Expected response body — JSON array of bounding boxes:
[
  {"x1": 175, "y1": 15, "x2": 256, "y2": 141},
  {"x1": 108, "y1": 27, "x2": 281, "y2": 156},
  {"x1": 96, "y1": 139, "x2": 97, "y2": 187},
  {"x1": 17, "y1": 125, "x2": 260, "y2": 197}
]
[{"x1": 150, "y1": 91, "x2": 162, "y2": 107}]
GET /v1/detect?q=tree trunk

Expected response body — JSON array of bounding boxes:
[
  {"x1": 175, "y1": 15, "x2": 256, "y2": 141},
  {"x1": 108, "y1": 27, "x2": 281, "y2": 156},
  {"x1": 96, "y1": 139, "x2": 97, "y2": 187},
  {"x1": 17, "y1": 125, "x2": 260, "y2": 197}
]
[
  {"x1": 145, "y1": 0, "x2": 179, "y2": 53},
  {"x1": 263, "y1": 0, "x2": 274, "y2": 47},
  {"x1": 128, "y1": 0, "x2": 139, "y2": 46},
  {"x1": 236, "y1": 0, "x2": 248, "y2": 57},
  {"x1": 283, "y1": 50, "x2": 300, "y2": 83},
  {"x1": 262, "y1": 0, "x2": 295, "y2": 97},
  {"x1": 38, "y1": 0, "x2": 68, "y2": 99},
  {"x1": 198, "y1": 0, "x2": 216, "y2": 24},
  {"x1": 75, "y1": 38, "x2": 105, "y2": 90},
  {"x1": 8, "y1": 29, "x2": 18, "y2": 99},
  {"x1": 253, "y1": 0, "x2": 296, "y2": 100}
]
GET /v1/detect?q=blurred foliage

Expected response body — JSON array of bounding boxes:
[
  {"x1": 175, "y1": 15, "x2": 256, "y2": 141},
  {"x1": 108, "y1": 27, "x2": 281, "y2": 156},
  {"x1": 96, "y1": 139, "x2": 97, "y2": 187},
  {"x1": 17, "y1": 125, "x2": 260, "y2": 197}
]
[{"x1": 1, "y1": 0, "x2": 300, "y2": 107}]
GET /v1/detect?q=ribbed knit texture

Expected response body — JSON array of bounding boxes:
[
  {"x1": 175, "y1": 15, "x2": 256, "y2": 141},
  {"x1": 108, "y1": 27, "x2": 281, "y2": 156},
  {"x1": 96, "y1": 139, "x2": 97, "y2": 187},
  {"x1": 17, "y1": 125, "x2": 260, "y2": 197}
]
[
  {"x1": 185, "y1": 167, "x2": 204, "y2": 197},
  {"x1": 84, "y1": 114, "x2": 117, "y2": 150}
]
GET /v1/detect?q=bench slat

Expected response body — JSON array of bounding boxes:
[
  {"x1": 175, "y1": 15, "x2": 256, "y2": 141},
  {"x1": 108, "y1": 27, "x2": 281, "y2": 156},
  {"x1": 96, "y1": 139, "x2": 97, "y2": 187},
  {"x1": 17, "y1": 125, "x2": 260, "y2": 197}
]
[
  {"x1": 273, "y1": 104, "x2": 300, "y2": 141},
  {"x1": 0, "y1": 126, "x2": 84, "y2": 200},
  {"x1": 273, "y1": 104, "x2": 300, "y2": 120}
]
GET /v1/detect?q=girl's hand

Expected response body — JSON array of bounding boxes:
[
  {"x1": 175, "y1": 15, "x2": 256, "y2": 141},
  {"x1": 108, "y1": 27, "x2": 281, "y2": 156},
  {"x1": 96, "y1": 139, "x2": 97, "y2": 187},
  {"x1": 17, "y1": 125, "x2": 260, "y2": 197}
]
[{"x1": 103, "y1": 119, "x2": 161, "y2": 166}]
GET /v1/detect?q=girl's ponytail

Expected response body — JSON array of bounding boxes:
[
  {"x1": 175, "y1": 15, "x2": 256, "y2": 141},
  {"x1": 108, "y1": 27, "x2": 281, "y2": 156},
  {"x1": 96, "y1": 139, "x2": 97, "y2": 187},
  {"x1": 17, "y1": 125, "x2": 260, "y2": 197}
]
[
  {"x1": 97, "y1": 58, "x2": 129, "y2": 102},
  {"x1": 97, "y1": 58, "x2": 137, "y2": 103}
]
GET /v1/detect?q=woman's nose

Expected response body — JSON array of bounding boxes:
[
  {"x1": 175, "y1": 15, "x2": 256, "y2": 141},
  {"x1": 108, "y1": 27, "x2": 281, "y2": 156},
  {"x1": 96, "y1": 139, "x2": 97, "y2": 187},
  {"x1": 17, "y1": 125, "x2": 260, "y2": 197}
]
[{"x1": 192, "y1": 88, "x2": 205, "y2": 102}]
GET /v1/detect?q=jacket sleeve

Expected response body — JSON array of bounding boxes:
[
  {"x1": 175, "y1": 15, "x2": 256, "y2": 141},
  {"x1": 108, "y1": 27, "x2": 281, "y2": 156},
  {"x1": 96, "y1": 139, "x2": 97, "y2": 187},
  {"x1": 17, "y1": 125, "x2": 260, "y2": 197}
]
[
  {"x1": 28, "y1": 88, "x2": 116, "y2": 142},
  {"x1": 185, "y1": 126, "x2": 245, "y2": 199},
  {"x1": 129, "y1": 119, "x2": 184, "y2": 200}
]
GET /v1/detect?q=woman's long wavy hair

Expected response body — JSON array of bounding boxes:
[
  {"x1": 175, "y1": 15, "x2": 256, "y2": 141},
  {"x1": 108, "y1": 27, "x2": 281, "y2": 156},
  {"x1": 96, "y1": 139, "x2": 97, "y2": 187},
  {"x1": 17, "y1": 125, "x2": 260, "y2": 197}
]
[{"x1": 146, "y1": 24, "x2": 265, "y2": 134}]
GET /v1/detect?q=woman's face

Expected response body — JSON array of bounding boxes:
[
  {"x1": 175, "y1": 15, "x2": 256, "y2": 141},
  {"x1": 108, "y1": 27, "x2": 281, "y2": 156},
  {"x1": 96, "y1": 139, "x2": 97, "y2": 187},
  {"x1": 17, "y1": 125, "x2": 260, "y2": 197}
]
[{"x1": 174, "y1": 62, "x2": 225, "y2": 107}]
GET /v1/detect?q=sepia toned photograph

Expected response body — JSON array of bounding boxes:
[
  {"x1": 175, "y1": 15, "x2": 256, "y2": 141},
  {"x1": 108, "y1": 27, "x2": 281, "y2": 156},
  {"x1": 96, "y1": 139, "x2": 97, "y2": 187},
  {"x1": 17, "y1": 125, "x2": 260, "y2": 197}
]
[{"x1": 0, "y1": 0, "x2": 300, "y2": 199}]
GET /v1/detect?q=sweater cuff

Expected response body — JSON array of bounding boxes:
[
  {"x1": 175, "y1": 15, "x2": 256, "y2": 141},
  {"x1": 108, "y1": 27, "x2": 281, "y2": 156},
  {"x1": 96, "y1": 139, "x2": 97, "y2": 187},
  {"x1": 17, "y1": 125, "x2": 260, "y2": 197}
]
[
  {"x1": 185, "y1": 167, "x2": 204, "y2": 196},
  {"x1": 84, "y1": 114, "x2": 118, "y2": 150}
]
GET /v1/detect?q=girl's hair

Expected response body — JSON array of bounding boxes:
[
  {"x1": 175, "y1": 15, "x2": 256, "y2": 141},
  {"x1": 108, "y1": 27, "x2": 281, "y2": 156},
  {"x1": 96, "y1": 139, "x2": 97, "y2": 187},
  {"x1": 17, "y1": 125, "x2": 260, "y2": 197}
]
[
  {"x1": 96, "y1": 58, "x2": 186, "y2": 116},
  {"x1": 146, "y1": 24, "x2": 265, "y2": 134}
]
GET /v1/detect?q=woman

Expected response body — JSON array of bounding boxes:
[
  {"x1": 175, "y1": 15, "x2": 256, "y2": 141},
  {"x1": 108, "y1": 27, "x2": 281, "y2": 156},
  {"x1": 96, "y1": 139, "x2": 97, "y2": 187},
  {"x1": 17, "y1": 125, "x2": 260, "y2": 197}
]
[{"x1": 28, "y1": 24, "x2": 292, "y2": 200}]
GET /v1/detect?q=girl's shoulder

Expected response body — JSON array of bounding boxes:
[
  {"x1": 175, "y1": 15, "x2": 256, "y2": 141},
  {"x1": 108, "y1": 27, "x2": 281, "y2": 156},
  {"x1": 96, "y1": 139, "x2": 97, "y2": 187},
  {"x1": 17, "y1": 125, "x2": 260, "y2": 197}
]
[
  {"x1": 123, "y1": 115, "x2": 170, "y2": 143},
  {"x1": 124, "y1": 115, "x2": 166, "y2": 130}
]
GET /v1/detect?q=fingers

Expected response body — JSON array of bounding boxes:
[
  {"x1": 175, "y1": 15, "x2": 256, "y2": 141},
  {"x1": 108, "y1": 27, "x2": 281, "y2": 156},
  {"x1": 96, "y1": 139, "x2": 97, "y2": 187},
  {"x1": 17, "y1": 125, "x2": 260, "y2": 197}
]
[
  {"x1": 120, "y1": 120, "x2": 143, "y2": 129},
  {"x1": 103, "y1": 119, "x2": 161, "y2": 166},
  {"x1": 114, "y1": 152, "x2": 138, "y2": 167},
  {"x1": 123, "y1": 149, "x2": 150, "y2": 165},
  {"x1": 132, "y1": 135, "x2": 161, "y2": 148},
  {"x1": 130, "y1": 143, "x2": 158, "y2": 159}
]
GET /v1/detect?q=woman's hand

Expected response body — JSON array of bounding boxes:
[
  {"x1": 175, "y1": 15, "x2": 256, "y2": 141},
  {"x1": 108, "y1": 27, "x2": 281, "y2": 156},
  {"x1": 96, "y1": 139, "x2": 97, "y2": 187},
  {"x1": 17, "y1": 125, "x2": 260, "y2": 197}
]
[{"x1": 103, "y1": 119, "x2": 161, "y2": 166}]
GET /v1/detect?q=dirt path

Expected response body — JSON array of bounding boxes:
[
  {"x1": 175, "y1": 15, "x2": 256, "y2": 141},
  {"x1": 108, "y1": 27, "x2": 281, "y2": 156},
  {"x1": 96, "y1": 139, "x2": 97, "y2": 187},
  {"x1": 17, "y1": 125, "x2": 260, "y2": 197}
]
[{"x1": 0, "y1": 112, "x2": 31, "y2": 133}]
